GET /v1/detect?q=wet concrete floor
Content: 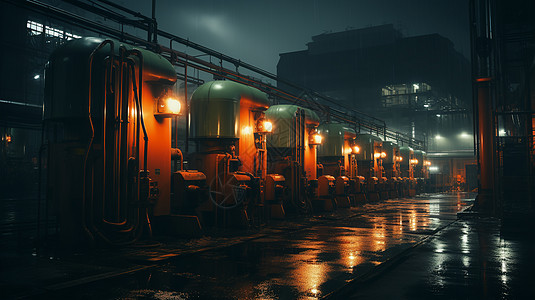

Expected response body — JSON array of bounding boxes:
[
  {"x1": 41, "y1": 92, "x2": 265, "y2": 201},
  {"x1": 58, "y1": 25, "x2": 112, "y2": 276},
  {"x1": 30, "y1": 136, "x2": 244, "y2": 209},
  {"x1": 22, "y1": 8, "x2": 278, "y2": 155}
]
[
  {"x1": 23, "y1": 193, "x2": 484, "y2": 300},
  {"x1": 347, "y1": 216, "x2": 535, "y2": 299}
]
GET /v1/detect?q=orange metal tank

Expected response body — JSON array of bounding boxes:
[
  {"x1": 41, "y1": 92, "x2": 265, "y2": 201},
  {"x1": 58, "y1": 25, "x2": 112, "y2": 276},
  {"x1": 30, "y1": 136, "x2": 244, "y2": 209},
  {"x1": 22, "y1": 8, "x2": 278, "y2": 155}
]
[
  {"x1": 189, "y1": 81, "x2": 269, "y2": 227},
  {"x1": 44, "y1": 37, "x2": 177, "y2": 246}
]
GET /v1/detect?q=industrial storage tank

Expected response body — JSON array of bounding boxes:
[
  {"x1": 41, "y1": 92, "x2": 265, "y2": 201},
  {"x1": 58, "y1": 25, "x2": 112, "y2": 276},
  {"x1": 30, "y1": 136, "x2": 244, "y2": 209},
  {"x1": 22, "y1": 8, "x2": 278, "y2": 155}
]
[
  {"x1": 317, "y1": 123, "x2": 357, "y2": 177},
  {"x1": 382, "y1": 141, "x2": 402, "y2": 198},
  {"x1": 413, "y1": 150, "x2": 427, "y2": 193},
  {"x1": 44, "y1": 37, "x2": 178, "y2": 247},
  {"x1": 189, "y1": 81, "x2": 269, "y2": 139},
  {"x1": 265, "y1": 104, "x2": 321, "y2": 214},
  {"x1": 354, "y1": 133, "x2": 383, "y2": 201},
  {"x1": 399, "y1": 146, "x2": 416, "y2": 197},
  {"x1": 316, "y1": 123, "x2": 358, "y2": 208},
  {"x1": 265, "y1": 104, "x2": 320, "y2": 180},
  {"x1": 189, "y1": 80, "x2": 270, "y2": 227}
]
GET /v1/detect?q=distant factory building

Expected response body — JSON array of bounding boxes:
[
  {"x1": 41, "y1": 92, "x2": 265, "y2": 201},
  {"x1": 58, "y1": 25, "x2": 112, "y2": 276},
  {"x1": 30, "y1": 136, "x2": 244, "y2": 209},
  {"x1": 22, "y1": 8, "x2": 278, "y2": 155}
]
[{"x1": 277, "y1": 24, "x2": 474, "y2": 191}]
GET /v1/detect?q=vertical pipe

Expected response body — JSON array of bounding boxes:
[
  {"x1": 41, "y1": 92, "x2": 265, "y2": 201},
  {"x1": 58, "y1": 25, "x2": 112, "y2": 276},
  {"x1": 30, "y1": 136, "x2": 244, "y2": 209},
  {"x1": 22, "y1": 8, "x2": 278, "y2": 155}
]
[
  {"x1": 185, "y1": 62, "x2": 189, "y2": 153},
  {"x1": 471, "y1": 0, "x2": 497, "y2": 214},
  {"x1": 151, "y1": 0, "x2": 157, "y2": 43},
  {"x1": 477, "y1": 79, "x2": 495, "y2": 213}
]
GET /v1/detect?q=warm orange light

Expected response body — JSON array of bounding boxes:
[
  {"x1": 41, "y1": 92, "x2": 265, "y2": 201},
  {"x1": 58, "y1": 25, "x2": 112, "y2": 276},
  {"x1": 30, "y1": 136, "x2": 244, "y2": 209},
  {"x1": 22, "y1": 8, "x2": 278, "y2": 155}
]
[
  {"x1": 166, "y1": 97, "x2": 181, "y2": 114},
  {"x1": 310, "y1": 133, "x2": 322, "y2": 145},
  {"x1": 395, "y1": 156, "x2": 403, "y2": 162},
  {"x1": 6, "y1": 135, "x2": 12, "y2": 143},
  {"x1": 381, "y1": 152, "x2": 387, "y2": 158},
  {"x1": 256, "y1": 119, "x2": 273, "y2": 133},
  {"x1": 352, "y1": 145, "x2": 360, "y2": 154},
  {"x1": 242, "y1": 126, "x2": 253, "y2": 135},
  {"x1": 374, "y1": 152, "x2": 381, "y2": 159},
  {"x1": 410, "y1": 159, "x2": 419, "y2": 165},
  {"x1": 156, "y1": 96, "x2": 181, "y2": 117},
  {"x1": 424, "y1": 160, "x2": 432, "y2": 166}
]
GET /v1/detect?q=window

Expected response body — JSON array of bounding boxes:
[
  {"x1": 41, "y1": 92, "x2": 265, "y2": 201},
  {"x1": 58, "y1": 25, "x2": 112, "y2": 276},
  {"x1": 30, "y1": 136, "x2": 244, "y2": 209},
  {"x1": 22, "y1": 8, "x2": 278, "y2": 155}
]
[
  {"x1": 26, "y1": 20, "x2": 81, "y2": 40},
  {"x1": 27, "y1": 20, "x2": 43, "y2": 36}
]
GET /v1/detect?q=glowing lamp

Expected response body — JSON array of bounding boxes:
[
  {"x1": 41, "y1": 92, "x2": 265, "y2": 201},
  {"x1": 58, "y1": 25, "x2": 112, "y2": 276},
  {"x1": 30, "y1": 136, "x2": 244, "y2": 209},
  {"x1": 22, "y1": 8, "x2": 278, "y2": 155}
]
[
  {"x1": 424, "y1": 160, "x2": 432, "y2": 166},
  {"x1": 352, "y1": 145, "x2": 360, "y2": 154},
  {"x1": 6, "y1": 135, "x2": 12, "y2": 143},
  {"x1": 155, "y1": 97, "x2": 181, "y2": 117},
  {"x1": 256, "y1": 119, "x2": 273, "y2": 134},
  {"x1": 309, "y1": 132, "x2": 322, "y2": 145},
  {"x1": 264, "y1": 121, "x2": 273, "y2": 132},
  {"x1": 381, "y1": 152, "x2": 387, "y2": 158},
  {"x1": 374, "y1": 152, "x2": 381, "y2": 159}
]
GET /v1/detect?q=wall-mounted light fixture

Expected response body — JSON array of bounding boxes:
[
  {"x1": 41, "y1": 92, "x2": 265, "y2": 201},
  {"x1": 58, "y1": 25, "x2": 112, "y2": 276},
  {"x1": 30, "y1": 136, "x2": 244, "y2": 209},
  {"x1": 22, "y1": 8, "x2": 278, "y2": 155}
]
[
  {"x1": 155, "y1": 95, "x2": 181, "y2": 118},
  {"x1": 256, "y1": 118, "x2": 273, "y2": 134},
  {"x1": 309, "y1": 131, "x2": 322, "y2": 145}
]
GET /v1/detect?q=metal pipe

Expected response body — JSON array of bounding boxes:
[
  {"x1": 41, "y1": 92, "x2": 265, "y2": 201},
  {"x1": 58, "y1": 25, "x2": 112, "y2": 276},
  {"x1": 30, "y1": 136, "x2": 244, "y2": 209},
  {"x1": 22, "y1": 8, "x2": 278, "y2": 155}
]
[
  {"x1": 477, "y1": 79, "x2": 496, "y2": 213},
  {"x1": 83, "y1": 39, "x2": 115, "y2": 244},
  {"x1": 93, "y1": 59, "x2": 144, "y2": 245},
  {"x1": 93, "y1": 0, "x2": 153, "y2": 22},
  {"x1": 92, "y1": 52, "x2": 145, "y2": 245},
  {"x1": 13, "y1": 0, "x2": 425, "y2": 149},
  {"x1": 151, "y1": 0, "x2": 157, "y2": 43},
  {"x1": 185, "y1": 60, "x2": 189, "y2": 153},
  {"x1": 127, "y1": 50, "x2": 147, "y2": 173},
  {"x1": 171, "y1": 148, "x2": 184, "y2": 171}
]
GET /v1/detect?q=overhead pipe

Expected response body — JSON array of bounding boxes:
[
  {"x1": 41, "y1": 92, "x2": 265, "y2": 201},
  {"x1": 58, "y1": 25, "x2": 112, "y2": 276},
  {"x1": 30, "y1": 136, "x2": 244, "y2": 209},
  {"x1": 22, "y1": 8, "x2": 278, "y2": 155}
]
[{"x1": 10, "y1": 0, "x2": 426, "y2": 149}]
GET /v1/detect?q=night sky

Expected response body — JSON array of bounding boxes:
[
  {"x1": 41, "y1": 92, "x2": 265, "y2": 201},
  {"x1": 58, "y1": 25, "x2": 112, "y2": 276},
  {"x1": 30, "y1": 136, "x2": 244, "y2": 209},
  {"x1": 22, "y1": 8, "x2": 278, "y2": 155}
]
[{"x1": 118, "y1": 0, "x2": 471, "y2": 74}]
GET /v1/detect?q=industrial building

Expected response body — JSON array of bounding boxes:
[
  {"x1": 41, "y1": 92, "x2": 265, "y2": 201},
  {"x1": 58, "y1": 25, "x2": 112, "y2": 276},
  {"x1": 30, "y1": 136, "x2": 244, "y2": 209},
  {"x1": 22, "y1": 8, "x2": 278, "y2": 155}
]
[
  {"x1": 0, "y1": 0, "x2": 534, "y2": 299},
  {"x1": 278, "y1": 24, "x2": 475, "y2": 193}
]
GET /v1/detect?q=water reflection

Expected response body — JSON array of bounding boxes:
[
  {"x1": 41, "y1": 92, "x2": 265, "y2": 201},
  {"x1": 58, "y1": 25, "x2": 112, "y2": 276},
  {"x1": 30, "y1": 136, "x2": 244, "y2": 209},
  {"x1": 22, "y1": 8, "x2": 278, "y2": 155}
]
[
  {"x1": 287, "y1": 238, "x2": 331, "y2": 299},
  {"x1": 429, "y1": 202, "x2": 440, "y2": 216},
  {"x1": 498, "y1": 239, "x2": 512, "y2": 288},
  {"x1": 409, "y1": 209, "x2": 418, "y2": 231},
  {"x1": 299, "y1": 262, "x2": 327, "y2": 298}
]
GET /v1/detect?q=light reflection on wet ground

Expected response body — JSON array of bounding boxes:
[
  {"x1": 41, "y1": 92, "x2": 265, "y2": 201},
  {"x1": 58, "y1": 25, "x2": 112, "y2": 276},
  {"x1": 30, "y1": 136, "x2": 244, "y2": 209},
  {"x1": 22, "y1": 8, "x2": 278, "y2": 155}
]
[
  {"x1": 52, "y1": 193, "x2": 475, "y2": 299},
  {"x1": 349, "y1": 216, "x2": 535, "y2": 299}
]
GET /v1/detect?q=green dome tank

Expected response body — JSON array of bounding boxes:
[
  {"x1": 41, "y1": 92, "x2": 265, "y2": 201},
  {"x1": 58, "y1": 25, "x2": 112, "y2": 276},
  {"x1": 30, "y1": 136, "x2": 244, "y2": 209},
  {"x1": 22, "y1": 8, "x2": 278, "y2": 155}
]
[
  {"x1": 413, "y1": 150, "x2": 426, "y2": 167},
  {"x1": 44, "y1": 37, "x2": 176, "y2": 120},
  {"x1": 355, "y1": 134, "x2": 383, "y2": 161},
  {"x1": 382, "y1": 141, "x2": 399, "y2": 164},
  {"x1": 265, "y1": 104, "x2": 320, "y2": 148},
  {"x1": 317, "y1": 123, "x2": 356, "y2": 157},
  {"x1": 189, "y1": 81, "x2": 269, "y2": 139},
  {"x1": 399, "y1": 146, "x2": 413, "y2": 165}
]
